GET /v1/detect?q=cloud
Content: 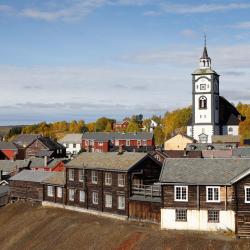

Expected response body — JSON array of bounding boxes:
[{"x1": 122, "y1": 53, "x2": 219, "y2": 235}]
[
  {"x1": 143, "y1": 10, "x2": 161, "y2": 16},
  {"x1": 180, "y1": 29, "x2": 197, "y2": 38},
  {"x1": 221, "y1": 90, "x2": 250, "y2": 102},
  {"x1": 160, "y1": 3, "x2": 250, "y2": 14},
  {"x1": 232, "y1": 21, "x2": 250, "y2": 29},
  {"x1": 222, "y1": 71, "x2": 246, "y2": 76}
]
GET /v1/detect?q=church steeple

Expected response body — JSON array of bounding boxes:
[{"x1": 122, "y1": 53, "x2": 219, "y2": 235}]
[{"x1": 199, "y1": 34, "x2": 211, "y2": 69}]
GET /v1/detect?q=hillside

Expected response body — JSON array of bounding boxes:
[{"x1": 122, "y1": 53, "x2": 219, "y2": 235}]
[{"x1": 0, "y1": 203, "x2": 250, "y2": 250}]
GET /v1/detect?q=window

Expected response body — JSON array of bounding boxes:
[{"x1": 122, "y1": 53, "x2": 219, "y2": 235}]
[
  {"x1": 98, "y1": 142, "x2": 103, "y2": 146},
  {"x1": 47, "y1": 186, "x2": 53, "y2": 197},
  {"x1": 208, "y1": 210, "x2": 220, "y2": 223},
  {"x1": 142, "y1": 140, "x2": 147, "y2": 146},
  {"x1": 105, "y1": 194, "x2": 112, "y2": 208},
  {"x1": 199, "y1": 96, "x2": 207, "y2": 109},
  {"x1": 115, "y1": 140, "x2": 119, "y2": 146},
  {"x1": 228, "y1": 127, "x2": 233, "y2": 134},
  {"x1": 79, "y1": 190, "x2": 85, "y2": 202},
  {"x1": 69, "y1": 169, "x2": 74, "y2": 181},
  {"x1": 175, "y1": 209, "x2": 187, "y2": 221},
  {"x1": 126, "y1": 140, "x2": 130, "y2": 146},
  {"x1": 206, "y1": 186, "x2": 220, "y2": 202},
  {"x1": 65, "y1": 143, "x2": 69, "y2": 148},
  {"x1": 245, "y1": 186, "x2": 250, "y2": 203},
  {"x1": 92, "y1": 171, "x2": 98, "y2": 184},
  {"x1": 73, "y1": 143, "x2": 76, "y2": 148},
  {"x1": 137, "y1": 140, "x2": 141, "y2": 146},
  {"x1": 57, "y1": 187, "x2": 62, "y2": 198},
  {"x1": 155, "y1": 155, "x2": 161, "y2": 161},
  {"x1": 118, "y1": 174, "x2": 125, "y2": 187},
  {"x1": 69, "y1": 189, "x2": 75, "y2": 201},
  {"x1": 86, "y1": 140, "x2": 89, "y2": 146},
  {"x1": 92, "y1": 192, "x2": 98, "y2": 204},
  {"x1": 118, "y1": 195, "x2": 125, "y2": 210},
  {"x1": 105, "y1": 172, "x2": 112, "y2": 186},
  {"x1": 174, "y1": 186, "x2": 188, "y2": 202},
  {"x1": 79, "y1": 169, "x2": 84, "y2": 182}
]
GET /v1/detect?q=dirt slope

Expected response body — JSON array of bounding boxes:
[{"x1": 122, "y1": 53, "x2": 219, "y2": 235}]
[{"x1": 0, "y1": 203, "x2": 250, "y2": 250}]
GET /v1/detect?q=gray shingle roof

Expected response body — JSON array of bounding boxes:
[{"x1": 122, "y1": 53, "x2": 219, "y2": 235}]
[
  {"x1": 187, "y1": 143, "x2": 237, "y2": 151},
  {"x1": 59, "y1": 134, "x2": 83, "y2": 144},
  {"x1": 193, "y1": 68, "x2": 217, "y2": 75},
  {"x1": 28, "y1": 157, "x2": 67, "y2": 169},
  {"x1": 0, "y1": 185, "x2": 9, "y2": 197},
  {"x1": 12, "y1": 134, "x2": 41, "y2": 147},
  {"x1": 82, "y1": 132, "x2": 153, "y2": 142},
  {"x1": 0, "y1": 160, "x2": 30, "y2": 173},
  {"x1": 233, "y1": 147, "x2": 250, "y2": 158},
  {"x1": 10, "y1": 170, "x2": 65, "y2": 185},
  {"x1": 66, "y1": 152, "x2": 148, "y2": 171},
  {"x1": 10, "y1": 170, "x2": 54, "y2": 183},
  {"x1": 0, "y1": 142, "x2": 18, "y2": 150},
  {"x1": 160, "y1": 158, "x2": 250, "y2": 185}
]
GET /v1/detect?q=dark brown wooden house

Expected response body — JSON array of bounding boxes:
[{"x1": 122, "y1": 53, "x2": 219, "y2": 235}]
[
  {"x1": 65, "y1": 152, "x2": 162, "y2": 219},
  {"x1": 159, "y1": 158, "x2": 250, "y2": 238},
  {"x1": 9, "y1": 170, "x2": 64, "y2": 202}
]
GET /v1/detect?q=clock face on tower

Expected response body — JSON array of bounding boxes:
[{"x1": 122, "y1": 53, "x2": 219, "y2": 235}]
[{"x1": 195, "y1": 77, "x2": 210, "y2": 93}]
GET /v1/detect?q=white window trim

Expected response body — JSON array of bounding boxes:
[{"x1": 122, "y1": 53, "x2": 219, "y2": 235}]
[
  {"x1": 57, "y1": 187, "x2": 62, "y2": 198},
  {"x1": 79, "y1": 169, "x2": 84, "y2": 182},
  {"x1": 105, "y1": 172, "x2": 112, "y2": 186},
  {"x1": 118, "y1": 174, "x2": 125, "y2": 187},
  {"x1": 105, "y1": 194, "x2": 112, "y2": 208},
  {"x1": 91, "y1": 171, "x2": 98, "y2": 184},
  {"x1": 92, "y1": 192, "x2": 99, "y2": 204},
  {"x1": 174, "y1": 186, "x2": 188, "y2": 202},
  {"x1": 69, "y1": 189, "x2": 75, "y2": 201},
  {"x1": 69, "y1": 169, "x2": 74, "y2": 181},
  {"x1": 79, "y1": 190, "x2": 85, "y2": 202},
  {"x1": 118, "y1": 195, "x2": 125, "y2": 210},
  {"x1": 244, "y1": 186, "x2": 250, "y2": 203},
  {"x1": 47, "y1": 186, "x2": 53, "y2": 197},
  {"x1": 206, "y1": 186, "x2": 220, "y2": 203}
]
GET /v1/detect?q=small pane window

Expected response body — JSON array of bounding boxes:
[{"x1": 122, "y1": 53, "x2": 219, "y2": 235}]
[
  {"x1": 118, "y1": 195, "x2": 125, "y2": 210},
  {"x1": 176, "y1": 209, "x2": 187, "y2": 221},
  {"x1": 69, "y1": 169, "x2": 74, "y2": 181},
  {"x1": 175, "y1": 186, "x2": 188, "y2": 201},
  {"x1": 69, "y1": 189, "x2": 74, "y2": 201},
  {"x1": 92, "y1": 192, "x2": 98, "y2": 204},
  {"x1": 245, "y1": 186, "x2": 250, "y2": 203},
  {"x1": 73, "y1": 143, "x2": 76, "y2": 148},
  {"x1": 208, "y1": 210, "x2": 219, "y2": 223},
  {"x1": 105, "y1": 194, "x2": 112, "y2": 208},
  {"x1": 47, "y1": 186, "x2": 53, "y2": 197},
  {"x1": 206, "y1": 187, "x2": 220, "y2": 202},
  {"x1": 57, "y1": 187, "x2": 62, "y2": 198},
  {"x1": 79, "y1": 190, "x2": 85, "y2": 202},
  {"x1": 105, "y1": 172, "x2": 112, "y2": 186},
  {"x1": 118, "y1": 174, "x2": 125, "y2": 187},
  {"x1": 92, "y1": 171, "x2": 98, "y2": 184},
  {"x1": 79, "y1": 169, "x2": 84, "y2": 182}
]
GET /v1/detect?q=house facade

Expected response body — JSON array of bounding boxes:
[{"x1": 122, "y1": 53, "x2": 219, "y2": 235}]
[
  {"x1": 59, "y1": 134, "x2": 82, "y2": 156},
  {"x1": 0, "y1": 142, "x2": 19, "y2": 160},
  {"x1": 164, "y1": 134, "x2": 195, "y2": 151},
  {"x1": 82, "y1": 132, "x2": 154, "y2": 153},
  {"x1": 159, "y1": 158, "x2": 250, "y2": 237},
  {"x1": 113, "y1": 120, "x2": 129, "y2": 132}
]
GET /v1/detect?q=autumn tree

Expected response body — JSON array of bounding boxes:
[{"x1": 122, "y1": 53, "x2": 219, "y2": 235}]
[
  {"x1": 153, "y1": 126, "x2": 165, "y2": 146},
  {"x1": 126, "y1": 121, "x2": 141, "y2": 132}
]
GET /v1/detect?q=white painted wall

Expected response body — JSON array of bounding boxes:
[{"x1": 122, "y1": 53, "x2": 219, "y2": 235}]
[
  {"x1": 186, "y1": 126, "x2": 192, "y2": 137},
  {"x1": 194, "y1": 94, "x2": 212, "y2": 124},
  {"x1": 161, "y1": 209, "x2": 235, "y2": 232},
  {"x1": 192, "y1": 125, "x2": 214, "y2": 143},
  {"x1": 222, "y1": 126, "x2": 239, "y2": 136},
  {"x1": 63, "y1": 143, "x2": 81, "y2": 155}
]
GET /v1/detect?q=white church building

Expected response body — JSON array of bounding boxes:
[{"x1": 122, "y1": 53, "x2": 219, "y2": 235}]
[{"x1": 187, "y1": 43, "x2": 245, "y2": 143}]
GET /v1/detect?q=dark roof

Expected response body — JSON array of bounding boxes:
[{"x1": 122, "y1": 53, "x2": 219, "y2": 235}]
[
  {"x1": 212, "y1": 135, "x2": 240, "y2": 143},
  {"x1": 109, "y1": 146, "x2": 155, "y2": 153},
  {"x1": 12, "y1": 134, "x2": 41, "y2": 147},
  {"x1": 0, "y1": 142, "x2": 18, "y2": 150},
  {"x1": 35, "y1": 150, "x2": 54, "y2": 158},
  {"x1": 66, "y1": 152, "x2": 148, "y2": 171},
  {"x1": 219, "y1": 96, "x2": 245, "y2": 125},
  {"x1": 0, "y1": 185, "x2": 9, "y2": 197},
  {"x1": 82, "y1": 132, "x2": 153, "y2": 142},
  {"x1": 28, "y1": 157, "x2": 67, "y2": 169},
  {"x1": 42, "y1": 172, "x2": 65, "y2": 186},
  {"x1": 37, "y1": 137, "x2": 65, "y2": 150},
  {"x1": 201, "y1": 46, "x2": 210, "y2": 59},
  {"x1": 0, "y1": 160, "x2": 30, "y2": 173},
  {"x1": 160, "y1": 158, "x2": 250, "y2": 185},
  {"x1": 163, "y1": 150, "x2": 202, "y2": 158}
]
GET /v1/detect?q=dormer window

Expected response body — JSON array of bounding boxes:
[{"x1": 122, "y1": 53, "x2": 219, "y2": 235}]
[{"x1": 199, "y1": 96, "x2": 207, "y2": 109}]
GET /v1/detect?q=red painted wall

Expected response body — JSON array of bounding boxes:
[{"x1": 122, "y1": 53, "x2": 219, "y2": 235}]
[{"x1": 0, "y1": 149, "x2": 17, "y2": 160}]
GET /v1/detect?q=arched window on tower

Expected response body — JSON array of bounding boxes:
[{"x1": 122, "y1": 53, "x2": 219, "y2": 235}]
[{"x1": 199, "y1": 96, "x2": 207, "y2": 109}]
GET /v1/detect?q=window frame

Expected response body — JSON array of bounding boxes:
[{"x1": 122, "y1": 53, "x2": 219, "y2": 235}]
[
  {"x1": 174, "y1": 186, "x2": 188, "y2": 202},
  {"x1": 68, "y1": 169, "x2": 74, "y2": 181},
  {"x1": 47, "y1": 185, "x2": 53, "y2": 197},
  {"x1": 92, "y1": 192, "x2": 99, "y2": 204},
  {"x1": 245, "y1": 186, "x2": 250, "y2": 203},
  {"x1": 69, "y1": 188, "x2": 75, "y2": 201},
  {"x1": 206, "y1": 186, "x2": 220, "y2": 203},
  {"x1": 175, "y1": 209, "x2": 187, "y2": 222},
  {"x1": 105, "y1": 194, "x2": 112, "y2": 208},
  {"x1": 91, "y1": 170, "x2": 98, "y2": 184},
  {"x1": 105, "y1": 172, "x2": 112, "y2": 186},
  {"x1": 199, "y1": 96, "x2": 207, "y2": 110},
  {"x1": 57, "y1": 187, "x2": 62, "y2": 198},
  {"x1": 79, "y1": 190, "x2": 85, "y2": 202},
  {"x1": 208, "y1": 210, "x2": 220, "y2": 223},
  {"x1": 118, "y1": 195, "x2": 125, "y2": 210},
  {"x1": 118, "y1": 174, "x2": 125, "y2": 187},
  {"x1": 79, "y1": 169, "x2": 84, "y2": 182}
]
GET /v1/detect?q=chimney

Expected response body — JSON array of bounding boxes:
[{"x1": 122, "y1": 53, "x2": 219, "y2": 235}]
[
  {"x1": 183, "y1": 148, "x2": 187, "y2": 157},
  {"x1": 44, "y1": 155, "x2": 48, "y2": 167}
]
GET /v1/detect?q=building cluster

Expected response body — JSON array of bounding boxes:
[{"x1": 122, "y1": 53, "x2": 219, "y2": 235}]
[{"x1": 1, "y1": 43, "x2": 250, "y2": 239}]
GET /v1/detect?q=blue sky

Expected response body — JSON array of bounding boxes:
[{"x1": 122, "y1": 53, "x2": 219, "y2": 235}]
[{"x1": 0, "y1": 0, "x2": 250, "y2": 124}]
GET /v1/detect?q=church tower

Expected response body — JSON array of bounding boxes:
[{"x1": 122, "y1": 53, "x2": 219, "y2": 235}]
[{"x1": 187, "y1": 37, "x2": 220, "y2": 143}]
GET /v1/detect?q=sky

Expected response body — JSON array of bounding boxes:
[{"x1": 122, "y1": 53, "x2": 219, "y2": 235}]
[{"x1": 0, "y1": 0, "x2": 250, "y2": 125}]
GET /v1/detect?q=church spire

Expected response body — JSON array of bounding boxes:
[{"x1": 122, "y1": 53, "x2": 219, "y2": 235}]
[{"x1": 199, "y1": 33, "x2": 211, "y2": 69}]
